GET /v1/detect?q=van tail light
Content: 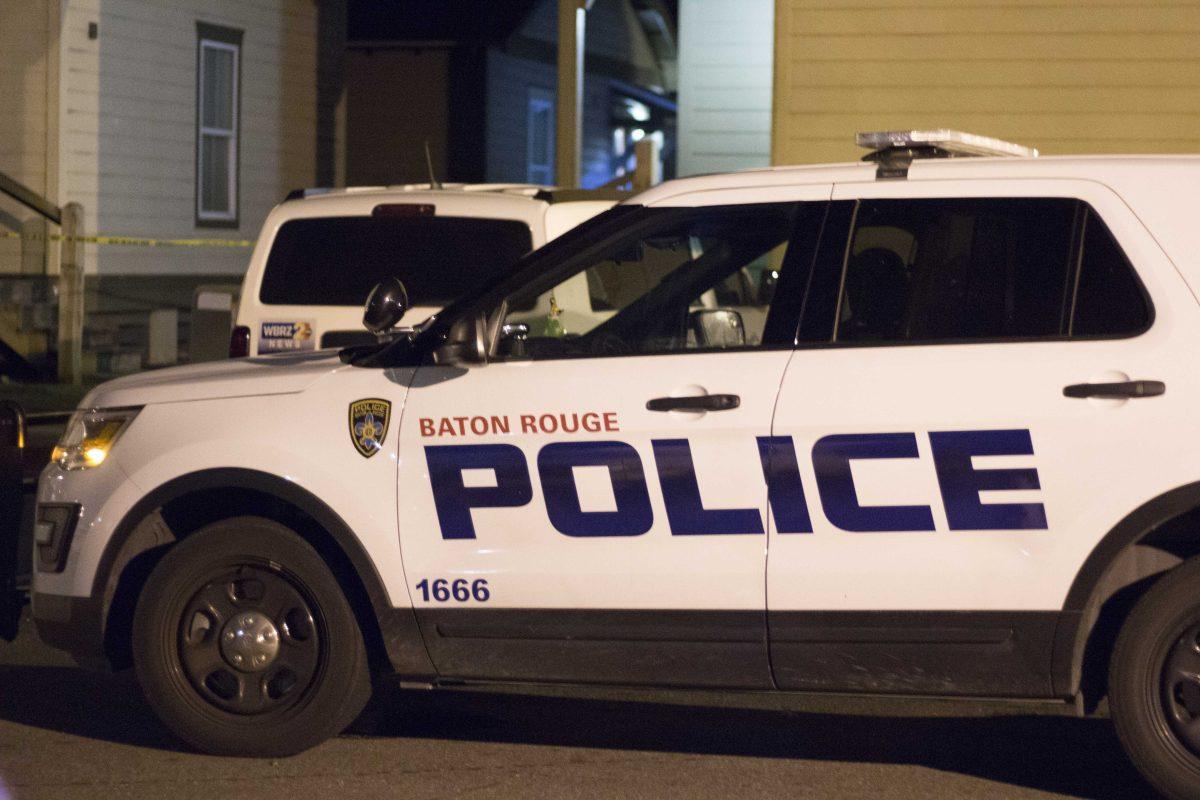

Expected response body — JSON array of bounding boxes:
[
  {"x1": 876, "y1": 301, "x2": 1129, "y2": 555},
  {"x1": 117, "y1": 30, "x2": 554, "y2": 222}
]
[
  {"x1": 229, "y1": 325, "x2": 251, "y2": 358},
  {"x1": 372, "y1": 203, "x2": 435, "y2": 217}
]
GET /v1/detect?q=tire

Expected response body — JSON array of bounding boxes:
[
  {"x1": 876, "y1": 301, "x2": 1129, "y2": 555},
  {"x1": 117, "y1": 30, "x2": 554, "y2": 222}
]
[
  {"x1": 132, "y1": 516, "x2": 372, "y2": 756},
  {"x1": 1111, "y1": 556, "x2": 1200, "y2": 800}
]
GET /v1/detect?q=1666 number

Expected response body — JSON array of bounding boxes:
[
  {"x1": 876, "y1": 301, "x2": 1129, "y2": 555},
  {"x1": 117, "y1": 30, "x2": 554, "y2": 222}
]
[{"x1": 415, "y1": 578, "x2": 491, "y2": 603}]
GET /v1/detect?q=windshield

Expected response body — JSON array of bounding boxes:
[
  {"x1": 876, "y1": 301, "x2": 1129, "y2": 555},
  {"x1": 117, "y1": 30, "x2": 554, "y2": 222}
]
[
  {"x1": 343, "y1": 204, "x2": 643, "y2": 367},
  {"x1": 259, "y1": 215, "x2": 534, "y2": 307}
]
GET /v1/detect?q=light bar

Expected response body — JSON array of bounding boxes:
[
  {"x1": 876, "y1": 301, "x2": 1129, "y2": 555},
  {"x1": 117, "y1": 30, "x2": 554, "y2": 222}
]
[{"x1": 856, "y1": 130, "x2": 1038, "y2": 159}]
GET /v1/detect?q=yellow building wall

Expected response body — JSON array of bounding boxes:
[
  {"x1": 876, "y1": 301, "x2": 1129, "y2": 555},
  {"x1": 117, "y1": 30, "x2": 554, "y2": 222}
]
[
  {"x1": 772, "y1": 1, "x2": 1200, "y2": 165},
  {"x1": 0, "y1": 0, "x2": 57, "y2": 199}
]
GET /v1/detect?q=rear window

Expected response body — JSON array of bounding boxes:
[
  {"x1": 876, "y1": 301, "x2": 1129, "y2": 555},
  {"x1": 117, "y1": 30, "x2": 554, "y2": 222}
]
[{"x1": 259, "y1": 216, "x2": 534, "y2": 306}]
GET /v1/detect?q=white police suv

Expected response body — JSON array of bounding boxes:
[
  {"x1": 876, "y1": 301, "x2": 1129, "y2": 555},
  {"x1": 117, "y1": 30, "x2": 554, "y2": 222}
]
[{"x1": 32, "y1": 131, "x2": 1200, "y2": 798}]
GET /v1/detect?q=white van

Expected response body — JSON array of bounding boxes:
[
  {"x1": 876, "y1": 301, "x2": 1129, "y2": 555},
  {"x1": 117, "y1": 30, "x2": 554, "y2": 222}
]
[{"x1": 230, "y1": 184, "x2": 618, "y2": 356}]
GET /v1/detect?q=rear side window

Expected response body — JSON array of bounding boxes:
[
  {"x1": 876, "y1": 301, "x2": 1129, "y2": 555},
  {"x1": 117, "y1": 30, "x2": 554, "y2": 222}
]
[
  {"x1": 259, "y1": 216, "x2": 533, "y2": 306},
  {"x1": 1070, "y1": 210, "x2": 1151, "y2": 336},
  {"x1": 836, "y1": 198, "x2": 1077, "y2": 343},
  {"x1": 828, "y1": 197, "x2": 1148, "y2": 344}
]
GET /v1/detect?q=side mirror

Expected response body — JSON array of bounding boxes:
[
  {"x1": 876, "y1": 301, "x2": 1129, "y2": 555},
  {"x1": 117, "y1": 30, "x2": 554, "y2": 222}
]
[
  {"x1": 363, "y1": 277, "x2": 410, "y2": 337},
  {"x1": 689, "y1": 308, "x2": 745, "y2": 349}
]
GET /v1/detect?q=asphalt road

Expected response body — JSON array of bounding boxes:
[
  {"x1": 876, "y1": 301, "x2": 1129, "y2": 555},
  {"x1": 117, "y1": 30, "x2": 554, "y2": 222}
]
[{"x1": 0, "y1": 608, "x2": 1159, "y2": 800}]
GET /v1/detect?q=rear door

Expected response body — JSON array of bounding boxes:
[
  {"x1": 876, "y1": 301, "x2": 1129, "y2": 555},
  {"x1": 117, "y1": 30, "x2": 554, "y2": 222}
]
[{"x1": 766, "y1": 180, "x2": 1200, "y2": 696}]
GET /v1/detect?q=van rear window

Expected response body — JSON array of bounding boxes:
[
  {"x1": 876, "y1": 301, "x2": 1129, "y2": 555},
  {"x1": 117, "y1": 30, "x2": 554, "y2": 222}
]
[{"x1": 259, "y1": 216, "x2": 533, "y2": 306}]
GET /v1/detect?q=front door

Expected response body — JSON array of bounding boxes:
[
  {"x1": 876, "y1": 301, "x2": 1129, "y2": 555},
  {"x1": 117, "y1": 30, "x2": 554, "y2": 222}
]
[
  {"x1": 766, "y1": 181, "x2": 1200, "y2": 696},
  {"x1": 394, "y1": 197, "x2": 827, "y2": 687}
]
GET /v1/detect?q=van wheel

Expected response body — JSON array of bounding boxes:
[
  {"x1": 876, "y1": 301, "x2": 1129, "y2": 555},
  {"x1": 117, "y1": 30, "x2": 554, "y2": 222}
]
[
  {"x1": 1111, "y1": 557, "x2": 1200, "y2": 800},
  {"x1": 132, "y1": 516, "x2": 371, "y2": 756}
]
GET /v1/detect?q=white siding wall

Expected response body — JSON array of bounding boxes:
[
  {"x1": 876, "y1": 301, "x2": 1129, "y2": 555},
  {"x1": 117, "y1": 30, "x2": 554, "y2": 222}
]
[
  {"x1": 61, "y1": 0, "x2": 323, "y2": 276},
  {"x1": 677, "y1": 0, "x2": 774, "y2": 176},
  {"x1": 61, "y1": 0, "x2": 102, "y2": 277}
]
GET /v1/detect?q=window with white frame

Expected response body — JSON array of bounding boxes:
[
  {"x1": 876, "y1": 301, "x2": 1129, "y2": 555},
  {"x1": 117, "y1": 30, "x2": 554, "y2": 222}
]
[
  {"x1": 526, "y1": 87, "x2": 555, "y2": 185},
  {"x1": 196, "y1": 23, "x2": 241, "y2": 226}
]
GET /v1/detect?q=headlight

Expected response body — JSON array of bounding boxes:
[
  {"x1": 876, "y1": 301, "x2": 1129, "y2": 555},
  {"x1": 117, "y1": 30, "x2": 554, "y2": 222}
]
[{"x1": 51, "y1": 407, "x2": 140, "y2": 470}]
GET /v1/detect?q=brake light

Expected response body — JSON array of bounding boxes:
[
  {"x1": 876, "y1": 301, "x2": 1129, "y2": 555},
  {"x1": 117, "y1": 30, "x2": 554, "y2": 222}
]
[
  {"x1": 229, "y1": 325, "x2": 250, "y2": 358},
  {"x1": 372, "y1": 203, "x2": 435, "y2": 217}
]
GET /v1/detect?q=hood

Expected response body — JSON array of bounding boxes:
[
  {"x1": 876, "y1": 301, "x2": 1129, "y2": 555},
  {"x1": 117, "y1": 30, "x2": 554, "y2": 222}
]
[{"x1": 80, "y1": 350, "x2": 345, "y2": 409}]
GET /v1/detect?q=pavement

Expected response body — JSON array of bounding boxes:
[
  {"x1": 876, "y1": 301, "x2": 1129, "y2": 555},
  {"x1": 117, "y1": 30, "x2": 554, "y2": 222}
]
[{"x1": 0, "y1": 607, "x2": 1159, "y2": 800}]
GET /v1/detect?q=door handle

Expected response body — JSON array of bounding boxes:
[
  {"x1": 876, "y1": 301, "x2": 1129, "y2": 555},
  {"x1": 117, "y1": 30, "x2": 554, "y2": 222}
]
[
  {"x1": 1063, "y1": 380, "x2": 1165, "y2": 399},
  {"x1": 646, "y1": 394, "x2": 741, "y2": 412}
]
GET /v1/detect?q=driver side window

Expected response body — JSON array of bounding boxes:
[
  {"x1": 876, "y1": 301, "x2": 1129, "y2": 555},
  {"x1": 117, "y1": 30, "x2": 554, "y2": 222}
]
[{"x1": 501, "y1": 204, "x2": 801, "y2": 360}]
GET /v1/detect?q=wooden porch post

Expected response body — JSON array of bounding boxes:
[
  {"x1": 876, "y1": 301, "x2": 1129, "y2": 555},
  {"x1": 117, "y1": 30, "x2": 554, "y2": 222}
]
[
  {"x1": 57, "y1": 202, "x2": 84, "y2": 385},
  {"x1": 555, "y1": 0, "x2": 590, "y2": 188}
]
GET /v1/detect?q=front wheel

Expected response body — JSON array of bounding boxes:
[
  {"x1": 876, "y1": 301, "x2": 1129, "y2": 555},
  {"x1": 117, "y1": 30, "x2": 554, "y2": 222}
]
[
  {"x1": 132, "y1": 516, "x2": 371, "y2": 756},
  {"x1": 1111, "y1": 556, "x2": 1200, "y2": 800}
]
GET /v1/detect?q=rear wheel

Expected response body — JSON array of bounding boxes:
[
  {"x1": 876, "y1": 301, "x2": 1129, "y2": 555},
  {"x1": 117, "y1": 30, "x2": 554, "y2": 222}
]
[
  {"x1": 132, "y1": 516, "x2": 371, "y2": 756},
  {"x1": 1111, "y1": 556, "x2": 1200, "y2": 800}
]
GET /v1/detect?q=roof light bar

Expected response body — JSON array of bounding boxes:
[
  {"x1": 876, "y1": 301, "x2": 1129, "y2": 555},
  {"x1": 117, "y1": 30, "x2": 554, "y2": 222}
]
[
  {"x1": 856, "y1": 129, "x2": 1038, "y2": 180},
  {"x1": 856, "y1": 130, "x2": 1038, "y2": 159}
]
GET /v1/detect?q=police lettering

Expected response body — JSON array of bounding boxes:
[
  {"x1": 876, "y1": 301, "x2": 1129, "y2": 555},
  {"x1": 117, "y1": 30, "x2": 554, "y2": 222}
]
[
  {"x1": 420, "y1": 416, "x2": 512, "y2": 437},
  {"x1": 424, "y1": 429, "x2": 1049, "y2": 540},
  {"x1": 419, "y1": 411, "x2": 619, "y2": 438},
  {"x1": 520, "y1": 412, "x2": 619, "y2": 435}
]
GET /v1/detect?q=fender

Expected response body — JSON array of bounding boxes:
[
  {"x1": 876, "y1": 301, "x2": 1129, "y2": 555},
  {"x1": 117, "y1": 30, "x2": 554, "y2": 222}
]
[
  {"x1": 93, "y1": 468, "x2": 435, "y2": 678},
  {"x1": 1052, "y1": 481, "x2": 1200, "y2": 697}
]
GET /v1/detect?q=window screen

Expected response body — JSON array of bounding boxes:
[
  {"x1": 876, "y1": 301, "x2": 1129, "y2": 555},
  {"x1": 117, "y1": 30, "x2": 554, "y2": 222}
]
[
  {"x1": 259, "y1": 216, "x2": 533, "y2": 307},
  {"x1": 836, "y1": 198, "x2": 1077, "y2": 343}
]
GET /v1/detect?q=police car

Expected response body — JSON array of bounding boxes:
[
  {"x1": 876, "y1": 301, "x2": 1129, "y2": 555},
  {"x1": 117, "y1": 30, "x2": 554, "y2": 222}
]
[
  {"x1": 230, "y1": 183, "x2": 618, "y2": 356},
  {"x1": 31, "y1": 130, "x2": 1200, "y2": 798}
]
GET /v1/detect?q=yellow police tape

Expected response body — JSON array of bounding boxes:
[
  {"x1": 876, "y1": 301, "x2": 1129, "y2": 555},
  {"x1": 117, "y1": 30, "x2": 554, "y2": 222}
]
[{"x1": 0, "y1": 230, "x2": 254, "y2": 248}]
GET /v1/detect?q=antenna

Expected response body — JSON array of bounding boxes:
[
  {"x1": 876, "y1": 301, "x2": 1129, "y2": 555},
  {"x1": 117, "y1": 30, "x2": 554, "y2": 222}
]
[{"x1": 424, "y1": 141, "x2": 442, "y2": 190}]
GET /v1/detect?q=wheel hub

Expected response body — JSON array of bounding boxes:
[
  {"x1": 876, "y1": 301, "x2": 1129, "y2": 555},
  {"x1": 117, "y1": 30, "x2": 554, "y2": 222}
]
[
  {"x1": 219, "y1": 611, "x2": 280, "y2": 673},
  {"x1": 178, "y1": 565, "x2": 322, "y2": 716}
]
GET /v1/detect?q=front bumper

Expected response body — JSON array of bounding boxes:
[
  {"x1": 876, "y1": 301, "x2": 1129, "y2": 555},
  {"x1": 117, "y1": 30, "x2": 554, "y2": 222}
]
[
  {"x1": 32, "y1": 452, "x2": 141, "y2": 613},
  {"x1": 30, "y1": 460, "x2": 132, "y2": 669}
]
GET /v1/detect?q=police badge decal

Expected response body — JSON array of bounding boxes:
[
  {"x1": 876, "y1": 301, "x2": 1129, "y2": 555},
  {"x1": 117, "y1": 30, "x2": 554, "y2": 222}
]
[{"x1": 349, "y1": 398, "x2": 392, "y2": 458}]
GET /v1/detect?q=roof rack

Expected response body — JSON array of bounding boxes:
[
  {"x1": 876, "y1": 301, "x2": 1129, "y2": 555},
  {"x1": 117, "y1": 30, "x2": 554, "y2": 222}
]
[
  {"x1": 389, "y1": 182, "x2": 552, "y2": 194},
  {"x1": 856, "y1": 130, "x2": 1038, "y2": 179},
  {"x1": 283, "y1": 183, "x2": 554, "y2": 202},
  {"x1": 283, "y1": 184, "x2": 632, "y2": 205},
  {"x1": 283, "y1": 186, "x2": 389, "y2": 201}
]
